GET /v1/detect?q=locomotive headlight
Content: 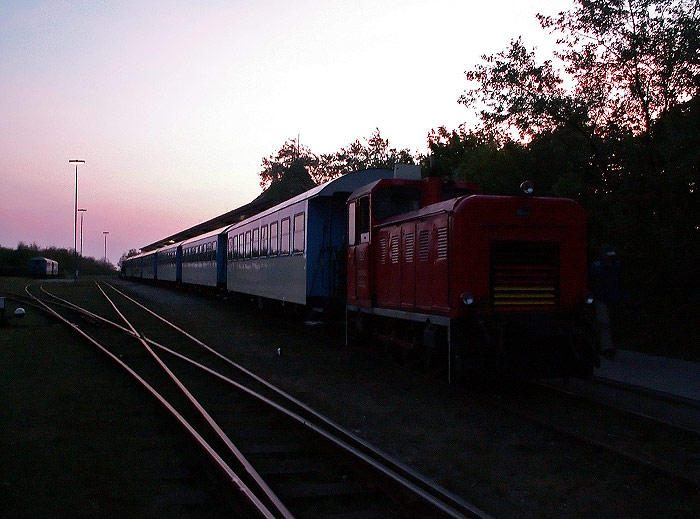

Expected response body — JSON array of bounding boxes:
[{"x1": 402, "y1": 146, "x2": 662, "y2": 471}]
[
  {"x1": 584, "y1": 292, "x2": 594, "y2": 305},
  {"x1": 461, "y1": 292, "x2": 475, "y2": 306},
  {"x1": 520, "y1": 180, "x2": 535, "y2": 196}
]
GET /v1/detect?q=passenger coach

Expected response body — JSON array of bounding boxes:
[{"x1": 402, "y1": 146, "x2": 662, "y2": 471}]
[
  {"x1": 29, "y1": 256, "x2": 59, "y2": 277},
  {"x1": 225, "y1": 167, "x2": 417, "y2": 307},
  {"x1": 181, "y1": 227, "x2": 228, "y2": 288}
]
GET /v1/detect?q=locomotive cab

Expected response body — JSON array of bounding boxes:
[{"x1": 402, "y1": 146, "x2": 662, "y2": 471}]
[{"x1": 346, "y1": 177, "x2": 479, "y2": 306}]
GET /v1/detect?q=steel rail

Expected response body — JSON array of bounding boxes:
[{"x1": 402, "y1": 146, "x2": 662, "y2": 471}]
[
  {"x1": 535, "y1": 378, "x2": 700, "y2": 435},
  {"x1": 103, "y1": 282, "x2": 491, "y2": 519},
  {"x1": 93, "y1": 283, "x2": 295, "y2": 519},
  {"x1": 39, "y1": 282, "x2": 491, "y2": 518},
  {"x1": 592, "y1": 375, "x2": 700, "y2": 410},
  {"x1": 496, "y1": 381, "x2": 700, "y2": 489},
  {"x1": 24, "y1": 284, "x2": 280, "y2": 519}
]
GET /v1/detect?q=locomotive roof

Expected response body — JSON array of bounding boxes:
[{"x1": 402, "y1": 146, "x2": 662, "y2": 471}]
[
  {"x1": 375, "y1": 196, "x2": 468, "y2": 226},
  {"x1": 374, "y1": 193, "x2": 583, "y2": 228}
]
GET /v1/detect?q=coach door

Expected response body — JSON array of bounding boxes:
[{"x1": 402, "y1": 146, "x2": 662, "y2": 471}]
[{"x1": 347, "y1": 196, "x2": 372, "y2": 306}]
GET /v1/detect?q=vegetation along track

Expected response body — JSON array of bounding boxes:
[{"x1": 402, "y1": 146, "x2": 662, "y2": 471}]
[
  {"x1": 488, "y1": 377, "x2": 700, "y2": 491},
  {"x1": 23, "y1": 281, "x2": 492, "y2": 519}
]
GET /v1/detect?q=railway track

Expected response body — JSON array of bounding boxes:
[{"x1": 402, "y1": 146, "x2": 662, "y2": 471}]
[
  {"x1": 491, "y1": 378, "x2": 700, "y2": 491},
  {"x1": 17, "y1": 282, "x2": 492, "y2": 519},
  {"x1": 541, "y1": 375, "x2": 700, "y2": 434}
]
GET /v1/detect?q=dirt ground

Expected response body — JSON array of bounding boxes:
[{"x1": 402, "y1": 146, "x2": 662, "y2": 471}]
[{"x1": 2, "y1": 276, "x2": 699, "y2": 518}]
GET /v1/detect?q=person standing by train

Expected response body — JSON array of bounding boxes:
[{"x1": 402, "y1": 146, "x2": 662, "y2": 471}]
[{"x1": 589, "y1": 245, "x2": 628, "y2": 358}]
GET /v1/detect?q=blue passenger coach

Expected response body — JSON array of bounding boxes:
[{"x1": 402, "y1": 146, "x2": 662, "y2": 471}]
[
  {"x1": 226, "y1": 168, "x2": 416, "y2": 306},
  {"x1": 29, "y1": 256, "x2": 59, "y2": 277},
  {"x1": 181, "y1": 227, "x2": 228, "y2": 287},
  {"x1": 156, "y1": 241, "x2": 183, "y2": 283}
]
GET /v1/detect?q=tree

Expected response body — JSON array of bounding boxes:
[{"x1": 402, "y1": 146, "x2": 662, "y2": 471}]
[
  {"x1": 315, "y1": 128, "x2": 416, "y2": 182},
  {"x1": 540, "y1": 0, "x2": 700, "y2": 136},
  {"x1": 258, "y1": 130, "x2": 417, "y2": 190},
  {"x1": 538, "y1": 0, "x2": 700, "y2": 175},
  {"x1": 259, "y1": 137, "x2": 318, "y2": 190},
  {"x1": 461, "y1": 37, "x2": 609, "y2": 184},
  {"x1": 118, "y1": 249, "x2": 140, "y2": 270},
  {"x1": 462, "y1": 0, "x2": 700, "y2": 183}
]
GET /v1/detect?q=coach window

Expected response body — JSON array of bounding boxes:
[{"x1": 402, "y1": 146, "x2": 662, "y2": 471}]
[
  {"x1": 260, "y1": 225, "x2": 268, "y2": 256},
  {"x1": 252, "y1": 228, "x2": 259, "y2": 258},
  {"x1": 281, "y1": 217, "x2": 290, "y2": 255},
  {"x1": 357, "y1": 196, "x2": 370, "y2": 243},
  {"x1": 270, "y1": 221, "x2": 279, "y2": 256},
  {"x1": 233, "y1": 235, "x2": 238, "y2": 260},
  {"x1": 212, "y1": 241, "x2": 217, "y2": 262},
  {"x1": 293, "y1": 212, "x2": 305, "y2": 253},
  {"x1": 238, "y1": 233, "x2": 244, "y2": 258},
  {"x1": 245, "y1": 230, "x2": 251, "y2": 259}
]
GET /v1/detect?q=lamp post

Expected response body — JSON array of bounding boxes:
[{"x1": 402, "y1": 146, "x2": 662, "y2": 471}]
[
  {"x1": 78, "y1": 208, "x2": 87, "y2": 256},
  {"x1": 103, "y1": 231, "x2": 109, "y2": 264},
  {"x1": 69, "y1": 159, "x2": 85, "y2": 281}
]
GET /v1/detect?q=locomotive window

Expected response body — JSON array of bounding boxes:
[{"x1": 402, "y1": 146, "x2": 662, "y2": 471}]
[
  {"x1": 252, "y1": 228, "x2": 259, "y2": 258},
  {"x1": 270, "y1": 221, "x2": 279, "y2": 255},
  {"x1": 356, "y1": 196, "x2": 370, "y2": 243},
  {"x1": 281, "y1": 218, "x2": 290, "y2": 255},
  {"x1": 348, "y1": 202, "x2": 356, "y2": 245},
  {"x1": 373, "y1": 187, "x2": 421, "y2": 222},
  {"x1": 293, "y1": 213, "x2": 305, "y2": 253},
  {"x1": 260, "y1": 225, "x2": 268, "y2": 256}
]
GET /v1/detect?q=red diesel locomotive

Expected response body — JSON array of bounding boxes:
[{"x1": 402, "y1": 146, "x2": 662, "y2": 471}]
[{"x1": 345, "y1": 177, "x2": 596, "y2": 382}]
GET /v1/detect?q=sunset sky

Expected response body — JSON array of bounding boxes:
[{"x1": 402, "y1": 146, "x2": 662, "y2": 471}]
[{"x1": 0, "y1": 0, "x2": 571, "y2": 265}]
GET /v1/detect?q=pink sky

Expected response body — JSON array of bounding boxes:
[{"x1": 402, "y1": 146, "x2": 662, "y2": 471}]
[{"x1": 0, "y1": 0, "x2": 571, "y2": 265}]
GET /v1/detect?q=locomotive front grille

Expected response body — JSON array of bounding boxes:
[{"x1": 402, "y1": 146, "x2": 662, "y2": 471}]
[{"x1": 491, "y1": 241, "x2": 559, "y2": 308}]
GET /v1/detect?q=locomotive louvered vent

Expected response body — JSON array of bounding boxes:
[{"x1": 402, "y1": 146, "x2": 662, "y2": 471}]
[
  {"x1": 491, "y1": 241, "x2": 559, "y2": 308},
  {"x1": 390, "y1": 235, "x2": 399, "y2": 264},
  {"x1": 437, "y1": 227, "x2": 448, "y2": 260},
  {"x1": 405, "y1": 232, "x2": 415, "y2": 263},
  {"x1": 380, "y1": 238, "x2": 388, "y2": 265},
  {"x1": 419, "y1": 230, "x2": 430, "y2": 261}
]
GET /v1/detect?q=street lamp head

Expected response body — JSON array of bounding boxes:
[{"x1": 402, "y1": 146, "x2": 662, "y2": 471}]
[
  {"x1": 69, "y1": 159, "x2": 85, "y2": 164},
  {"x1": 78, "y1": 208, "x2": 87, "y2": 212}
]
